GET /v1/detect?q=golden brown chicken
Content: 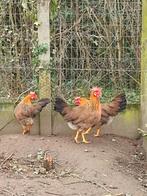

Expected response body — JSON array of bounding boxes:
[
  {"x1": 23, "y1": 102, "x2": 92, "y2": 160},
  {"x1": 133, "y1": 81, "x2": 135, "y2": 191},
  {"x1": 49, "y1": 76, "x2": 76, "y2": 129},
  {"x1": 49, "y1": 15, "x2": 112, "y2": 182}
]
[
  {"x1": 54, "y1": 87, "x2": 102, "y2": 144},
  {"x1": 74, "y1": 90, "x2": 127, "y2": 138},
  {"x1": 14, "y1": 91, "x2": 50, "y2": 134},
  {"x1": 74, "y1": 87, "x2": 102, "y2": 137}
]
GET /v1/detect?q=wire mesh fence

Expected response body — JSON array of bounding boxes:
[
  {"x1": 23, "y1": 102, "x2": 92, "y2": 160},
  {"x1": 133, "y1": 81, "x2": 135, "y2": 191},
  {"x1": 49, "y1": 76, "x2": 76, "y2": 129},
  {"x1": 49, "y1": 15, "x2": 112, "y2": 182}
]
[
  {"x1": 50, "y1": 0, "x2": 141, "y2": 104},
  {"x1": 0, "y1": 0, "x2": 38, "y2": 101},
  {"x1": 0, "y1": 0, "x2": 141, "y2": 104}
]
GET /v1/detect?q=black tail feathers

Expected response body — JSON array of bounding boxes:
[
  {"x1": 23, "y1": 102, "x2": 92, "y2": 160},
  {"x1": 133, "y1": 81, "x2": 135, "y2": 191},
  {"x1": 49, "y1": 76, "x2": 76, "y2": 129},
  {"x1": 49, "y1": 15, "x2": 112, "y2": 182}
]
[
  {"x1": 54, "y1": 97, "x2": 67, "y2": 114},
  {"x1": 38, "y1": 98, "x2": 50, "y2": 108},
  {"x1": 118, "y1": 94, "x2": 127, "y2": 112}
]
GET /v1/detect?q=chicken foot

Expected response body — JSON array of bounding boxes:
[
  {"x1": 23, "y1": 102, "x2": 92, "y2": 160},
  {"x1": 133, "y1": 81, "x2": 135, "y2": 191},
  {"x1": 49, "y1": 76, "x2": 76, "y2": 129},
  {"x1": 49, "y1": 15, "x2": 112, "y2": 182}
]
[
  {"x1": 94, "y1": 128, "x2": 100, "y2": 137},
  {"x1": 74, "y1": 128, "x2": 91, "y2": 144}
]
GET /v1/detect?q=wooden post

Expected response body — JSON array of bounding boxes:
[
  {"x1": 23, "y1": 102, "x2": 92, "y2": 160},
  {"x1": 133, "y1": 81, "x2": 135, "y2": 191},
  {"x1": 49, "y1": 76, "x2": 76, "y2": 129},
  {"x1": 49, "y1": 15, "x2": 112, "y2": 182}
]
[
  {"x1": 141, "y1": 0, "x2": 147, "y2": 131},
  {"x1": 38, "y1": 0, "x2": 52, "y2": 135},
  {"x1": 141, "y1": 0, "x2": 147, "y2": 157}
]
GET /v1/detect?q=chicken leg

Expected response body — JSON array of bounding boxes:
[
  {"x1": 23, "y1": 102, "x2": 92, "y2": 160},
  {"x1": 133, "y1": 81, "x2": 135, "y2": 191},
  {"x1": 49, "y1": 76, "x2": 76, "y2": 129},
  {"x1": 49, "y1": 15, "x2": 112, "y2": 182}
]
[
  {"x1": 94, "y1": 128, "x2": 100, "y2": 137},
  {"x1": 81, "y1": 129, "x2": 91, "y2": 144},
  {"x1": 84, "y1": 127, "x2": 92, "y2": 135},
  {"x1": 74, "y1": 130, "x2": 82, "y2": 143},
  {"x1": 22, "y1": 125, "x2": 28, "y2": 135},
  {"x1": 22, "y1": 124, "x2": 32, "y2": 135}
]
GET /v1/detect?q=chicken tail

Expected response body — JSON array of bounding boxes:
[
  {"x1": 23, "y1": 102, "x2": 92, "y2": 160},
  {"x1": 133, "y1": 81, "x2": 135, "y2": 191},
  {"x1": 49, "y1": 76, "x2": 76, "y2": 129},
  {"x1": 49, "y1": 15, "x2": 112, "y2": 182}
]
[
  {"x1": 54, "y1": 97, "x2": 68, "y2": 115},
  {"x1": 38, "y1": 98, "x2": 50, "y2": 107},
  {"x1": 34, "y1": 98, "x2": 50, "y2": 113},
  {"x1": 102, "y1": 93, "x2": 127, "y2": 118},
  {"x1": 100, "y1": 93, "x2": 127, "y2": 126},
  {"x1": 114, "y1": 93, "x2": 127, "y2": 112},
  {"x1": 32, "y1": 98, "x2": 50, "y2": 115}
]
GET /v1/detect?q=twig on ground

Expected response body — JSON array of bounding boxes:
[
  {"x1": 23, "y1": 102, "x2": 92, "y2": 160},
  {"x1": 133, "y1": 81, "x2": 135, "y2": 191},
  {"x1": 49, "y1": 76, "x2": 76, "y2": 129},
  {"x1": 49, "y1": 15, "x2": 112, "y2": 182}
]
[
  {"x1": 64, "y1": 180, "x2": 86, "y2": 185},
  {"x1": 0, "y1": 152, "x2": 14, "y2": 167},
  {"x1": 38, "y1": 181, "x2": 51, "y2": 186},
  {"x1": 70, "y1": 173, "x2": 113, "y2": 194},
  {"x1": 45, "y1": 191, "x2": 64, "y2": 196},
  {"x1": 0, "y1": 187, "x2": 15, "y2": 196}
]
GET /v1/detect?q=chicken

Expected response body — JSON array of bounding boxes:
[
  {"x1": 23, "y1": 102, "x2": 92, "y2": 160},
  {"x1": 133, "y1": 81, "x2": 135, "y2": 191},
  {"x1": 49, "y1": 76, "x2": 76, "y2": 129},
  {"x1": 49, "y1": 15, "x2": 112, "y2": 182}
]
[
  {"x1": 74, "y1": 87, "x2": 102, "y2": 137},
  {"x1": 14, "y1": 91, "x2": 50, "y2": 134},
  {"x1": 54, "y1": 87, "x2": 102, "y2": 144},
  {"x1": 74, "y1": 90, "x2": 127, "y2": 138}
]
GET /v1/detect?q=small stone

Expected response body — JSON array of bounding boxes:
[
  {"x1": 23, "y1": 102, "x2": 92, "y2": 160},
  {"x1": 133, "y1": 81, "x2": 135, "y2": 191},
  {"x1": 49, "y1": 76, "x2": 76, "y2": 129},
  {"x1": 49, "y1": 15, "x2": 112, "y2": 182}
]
[
  {"x1": 37, "y1": 150, "x2": 44, "y2": 160},
  {"x1": 112, "y1": 138, "x2": 116, "y2": 142},
  {"x1": 33, "y1": 168, "x2": 40, "y2": 175},
  {"x1": 104, "y1": 194, "x2": 112, "y2": 196},
  {"x1": 60, "y1": 171, "x2": 66, "y2": 176},
  {"x1": 102, "y1": 173, "x2": 107, "y2": 177},
  {"x1": 109, "y1": 184, "x2": 118, "y2": 189},
  {"x1": 27, "y1": 154, "x2": 32, "y2": 158},
  {"x1": 142, "y1": 182, "x2": 147, "y2": 188},
  {"x1": 84, "y1": 149, "x2": 88, "y2": 152},
  {"x1": 39, "y1": 167, "x2": 46, "y2": 174}
]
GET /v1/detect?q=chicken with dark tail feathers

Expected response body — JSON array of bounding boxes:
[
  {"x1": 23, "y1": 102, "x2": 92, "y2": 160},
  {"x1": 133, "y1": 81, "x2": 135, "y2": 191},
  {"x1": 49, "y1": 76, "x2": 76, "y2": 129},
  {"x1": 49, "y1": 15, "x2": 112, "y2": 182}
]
[
  {"x1": 14, "y1": 92, "x2": 50, "y2": 134},
  {"x1": 74, "y1": 89, "x2": 127, "y2": 140},
  {"x1": 54, "y1": 88, "x2": 127, "y2": 144}
]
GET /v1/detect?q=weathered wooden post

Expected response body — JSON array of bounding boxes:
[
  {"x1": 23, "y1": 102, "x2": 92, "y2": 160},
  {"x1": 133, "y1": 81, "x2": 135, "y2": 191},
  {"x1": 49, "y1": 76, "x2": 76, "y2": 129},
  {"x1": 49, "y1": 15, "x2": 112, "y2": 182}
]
[
  {"x1": 38, "y1": 0, "x2": 52, "y2": 135},
  {"x1": 141, "y1": 0, "x2": 147, "y2": 154}
]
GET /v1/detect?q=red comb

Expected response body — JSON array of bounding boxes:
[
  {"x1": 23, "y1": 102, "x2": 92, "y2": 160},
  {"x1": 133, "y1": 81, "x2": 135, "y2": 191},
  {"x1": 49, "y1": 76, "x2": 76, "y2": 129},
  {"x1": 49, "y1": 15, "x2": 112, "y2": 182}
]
[
  {"x1": 29, "y1": 91, "x2": 36, "y2": 95},
  {"x1": 91, "y1": 87, "x2": 102, "y2": 91},
  {"x1": 74, "y1": 96, "x2": 81, "y2": 100}
]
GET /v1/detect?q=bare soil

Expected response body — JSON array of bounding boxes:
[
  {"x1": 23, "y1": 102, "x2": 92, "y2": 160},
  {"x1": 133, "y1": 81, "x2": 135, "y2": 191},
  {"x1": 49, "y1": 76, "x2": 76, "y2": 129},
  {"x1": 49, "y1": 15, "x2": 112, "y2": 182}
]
[{"x1": 0, "y1": 133, "x2": 147, "y2": 196}]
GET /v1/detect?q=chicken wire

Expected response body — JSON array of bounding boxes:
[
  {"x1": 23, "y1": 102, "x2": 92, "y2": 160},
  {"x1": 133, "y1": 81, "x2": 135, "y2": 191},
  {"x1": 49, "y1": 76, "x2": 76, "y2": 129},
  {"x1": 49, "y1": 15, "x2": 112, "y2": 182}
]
[
  {"x1": 0, "y1": 0, "x2": 38, "y2": 102},
  {"x1": 50, "y1": 0, "x2": 141, "y2": 104},
  {"x1": 0, "y1": 0, "x2": 141, "y2": 104}
]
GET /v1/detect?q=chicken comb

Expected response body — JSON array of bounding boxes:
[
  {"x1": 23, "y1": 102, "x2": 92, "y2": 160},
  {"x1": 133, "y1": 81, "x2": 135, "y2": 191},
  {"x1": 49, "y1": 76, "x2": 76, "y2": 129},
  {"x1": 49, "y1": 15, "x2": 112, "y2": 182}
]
[
  {"x1": 74, "y1": 96, "x2": 81, "y2": 100},
  {"x1": 91, "y1": 86, "x2": 102, "y2": 92},
  {"x1": 29, "y1": 91, "x2": 36, "y2": 95}
]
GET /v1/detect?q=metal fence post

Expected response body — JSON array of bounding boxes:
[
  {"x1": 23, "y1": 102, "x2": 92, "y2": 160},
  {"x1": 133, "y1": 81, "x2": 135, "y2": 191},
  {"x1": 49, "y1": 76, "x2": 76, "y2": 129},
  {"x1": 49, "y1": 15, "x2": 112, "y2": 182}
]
[{"x1": 38, "y1": 0, "x2": 52, "y2": 135}]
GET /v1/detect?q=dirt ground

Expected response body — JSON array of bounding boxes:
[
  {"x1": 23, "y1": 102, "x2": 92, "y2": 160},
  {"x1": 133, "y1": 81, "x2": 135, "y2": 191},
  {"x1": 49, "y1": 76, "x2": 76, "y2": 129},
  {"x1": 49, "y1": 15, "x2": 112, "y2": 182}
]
[{"x1": 0, "y1": 133, "x2": 147, "y2": 196}]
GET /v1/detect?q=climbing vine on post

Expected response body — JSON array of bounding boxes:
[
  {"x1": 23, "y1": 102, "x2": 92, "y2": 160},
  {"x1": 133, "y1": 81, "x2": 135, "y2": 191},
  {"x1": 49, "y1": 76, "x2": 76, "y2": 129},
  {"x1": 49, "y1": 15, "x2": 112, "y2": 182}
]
[{"x1": 38, "y1": 0, "x2": 52, "y2": 135}]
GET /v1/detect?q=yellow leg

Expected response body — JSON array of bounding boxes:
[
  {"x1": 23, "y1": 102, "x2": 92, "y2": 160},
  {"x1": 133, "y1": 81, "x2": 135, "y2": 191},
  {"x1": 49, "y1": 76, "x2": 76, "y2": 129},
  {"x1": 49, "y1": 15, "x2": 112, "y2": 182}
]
[
  {"x1": 84, "y1": 127, "x2": 92, "y2": 134},
  {"x1": 27, "y1": 124, "x2": 32, "y2": 134},
  {"x1": 74, "y1": 130, "x2": 81, "y2": 144},
  {"x1": 22, "y1": 126, "x2": 27, "y2": 135},
  {"x1": 82, "y1": 130, "x2": 90, "y2": 144},
  {"x1": 22, "y1": 125, "x2": 32, "y2": 135},
  {"x1": 94, "y1": 128, "x2": 100, "y2": 137}
]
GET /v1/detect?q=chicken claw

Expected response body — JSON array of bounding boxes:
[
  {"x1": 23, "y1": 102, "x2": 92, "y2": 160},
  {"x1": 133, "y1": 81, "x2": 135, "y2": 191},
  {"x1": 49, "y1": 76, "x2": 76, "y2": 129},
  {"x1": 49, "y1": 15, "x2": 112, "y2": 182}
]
[{"x1": 94, "y1": 129, "x2": 100, "y2": 137}]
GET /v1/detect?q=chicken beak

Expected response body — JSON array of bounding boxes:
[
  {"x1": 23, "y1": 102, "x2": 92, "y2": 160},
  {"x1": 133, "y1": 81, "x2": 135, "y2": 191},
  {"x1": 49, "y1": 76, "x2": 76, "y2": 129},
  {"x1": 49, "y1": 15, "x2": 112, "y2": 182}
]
[{"x1": 93, "y1": 92, "x2": 97, "y2": 97}]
